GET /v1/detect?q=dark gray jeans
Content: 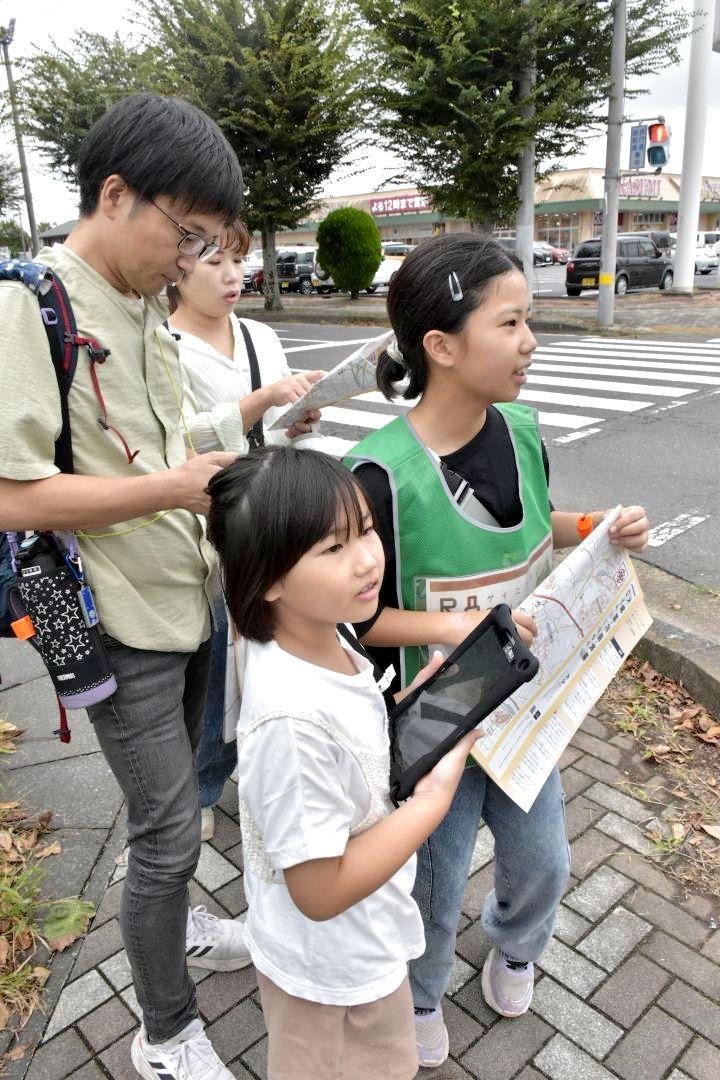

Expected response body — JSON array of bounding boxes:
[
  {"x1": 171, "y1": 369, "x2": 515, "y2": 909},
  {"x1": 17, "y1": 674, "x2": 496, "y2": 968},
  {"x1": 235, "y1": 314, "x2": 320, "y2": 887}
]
[{"x1": 87, "y1": 636, "x2": 211, "y2": 1043}]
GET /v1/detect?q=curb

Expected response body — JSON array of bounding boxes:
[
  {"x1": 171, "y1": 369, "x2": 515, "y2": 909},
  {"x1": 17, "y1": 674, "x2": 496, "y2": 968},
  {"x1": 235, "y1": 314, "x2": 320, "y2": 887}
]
[{"x1": 635, "y1": 618, "x2": 720, "y2": 719}]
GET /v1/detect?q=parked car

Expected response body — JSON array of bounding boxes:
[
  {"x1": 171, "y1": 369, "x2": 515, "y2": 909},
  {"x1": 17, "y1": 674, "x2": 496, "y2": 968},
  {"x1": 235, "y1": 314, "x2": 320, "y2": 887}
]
[
  {"x1": 533, "y1": 242, "x2": 554, "y2": 266},
  {"x1": 277, "y1": 246, "x2": 317, "y2": 295},
  {"x1": 242, "y1": 250, "x2": 265, "y2": 293},
  {"x1": 550, "y1": 245, "x2": 570, "y2": 264},
  {"x1": 669, "y1": 231, "x2": 720, "y2": 260},
  {"x1": 368, "y1": 253, "x2": 405, "y2": 291},
  {"x1": 565, "y1": 235, "x2": 673, "y2": 296},
  {"x1": 692, "y1": 247, "x2": 719, "y2": 274},
  {"x1": 381, "y1": 241, "x2": 414, "y2": 257}
]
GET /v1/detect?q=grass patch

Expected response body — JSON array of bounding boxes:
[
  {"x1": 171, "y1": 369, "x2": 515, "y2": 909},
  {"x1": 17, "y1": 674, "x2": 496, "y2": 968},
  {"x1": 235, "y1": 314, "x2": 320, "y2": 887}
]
[{"x1": 0, "y1": 724, "x2": 95, "y2": 1053}]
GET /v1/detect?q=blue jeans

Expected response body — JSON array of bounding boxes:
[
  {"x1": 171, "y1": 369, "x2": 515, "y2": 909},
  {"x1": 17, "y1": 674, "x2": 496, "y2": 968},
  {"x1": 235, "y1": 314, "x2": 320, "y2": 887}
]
[
  {"x1": 197, "y1": 606, "x2": 237, "y2": 810},
  {"x1": 409, "y1": 765, "x2": 570, "y2": 1010},
  {"x1": 88, "y1": 637, "x2": 211, "y2": 1042}
]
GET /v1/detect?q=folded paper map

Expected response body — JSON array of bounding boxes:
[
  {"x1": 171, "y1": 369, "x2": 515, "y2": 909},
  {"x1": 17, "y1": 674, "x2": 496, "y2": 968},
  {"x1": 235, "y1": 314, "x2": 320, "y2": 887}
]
[
  {"x1": 461, "y1": 509, "x2": 652, "y2": 810},
  {"x1": 268, "y1": 330, "x2": 395, "y2": 430}
]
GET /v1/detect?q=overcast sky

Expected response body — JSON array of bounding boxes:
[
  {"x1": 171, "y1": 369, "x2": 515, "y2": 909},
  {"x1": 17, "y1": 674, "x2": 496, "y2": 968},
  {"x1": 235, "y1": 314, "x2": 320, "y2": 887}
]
[{"x1": 2, "y1": 0, "x2": 720, "y2": 226}]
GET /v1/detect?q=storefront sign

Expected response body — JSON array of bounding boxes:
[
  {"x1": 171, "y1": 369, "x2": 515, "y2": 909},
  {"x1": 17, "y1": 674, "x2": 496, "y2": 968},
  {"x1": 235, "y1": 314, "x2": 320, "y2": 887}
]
[
  {"x1": 370, "y1": 194, "x2": 432, "y2": 216},
  {"x1": 701, "y1": 180, "x2": 720, "y2": 202},
  {"x1": 619, "y1": 176, "x2": 661, "y2": 198}
]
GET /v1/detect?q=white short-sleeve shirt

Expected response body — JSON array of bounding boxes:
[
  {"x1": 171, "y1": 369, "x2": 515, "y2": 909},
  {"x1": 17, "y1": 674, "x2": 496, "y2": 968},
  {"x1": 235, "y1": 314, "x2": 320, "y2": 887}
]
[{"x1": 237, "y1": 635, "x2": 425, "y2": 1006}]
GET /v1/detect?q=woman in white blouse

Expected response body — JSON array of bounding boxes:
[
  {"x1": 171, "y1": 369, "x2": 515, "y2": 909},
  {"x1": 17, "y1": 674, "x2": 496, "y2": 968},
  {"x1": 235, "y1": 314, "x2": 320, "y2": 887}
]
[{"x1": 168, "y1": 221, "x2": 323, "y2": 840}]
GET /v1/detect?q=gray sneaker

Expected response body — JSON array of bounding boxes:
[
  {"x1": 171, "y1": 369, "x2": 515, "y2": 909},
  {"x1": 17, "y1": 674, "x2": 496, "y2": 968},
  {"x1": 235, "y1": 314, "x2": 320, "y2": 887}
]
[
  {"x1": 414, "y1": 1007, "x2": 449, "y2": 1068},
  {"x1": 481, "y1": 948, "x2": 534, "y2": 1017}
]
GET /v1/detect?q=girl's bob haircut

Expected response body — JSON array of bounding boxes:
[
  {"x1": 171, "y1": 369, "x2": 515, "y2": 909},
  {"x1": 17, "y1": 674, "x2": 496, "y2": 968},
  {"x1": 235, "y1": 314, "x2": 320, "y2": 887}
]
[
  {"x1": 377, "y1": 233, "x2": 523, "y2": 401},
  {"x1": 207, "y1": 446, "x2": 371, "y2": 643},
  {"x1": 166, "y1": 219, "x2": 251, "y2": 314}
]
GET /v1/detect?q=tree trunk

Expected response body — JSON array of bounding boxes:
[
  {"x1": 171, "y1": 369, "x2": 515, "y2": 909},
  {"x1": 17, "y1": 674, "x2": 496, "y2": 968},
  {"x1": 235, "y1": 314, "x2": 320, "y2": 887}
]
[
  {"x1": 350, "y1": 289, "x2": 359, "y2": 300},
  {"x1": 261, "y1": 223, "x2": 283, "y2": 312},
  {"x1": 469, "y1": 219, "x2": 494, "y2": 237}
]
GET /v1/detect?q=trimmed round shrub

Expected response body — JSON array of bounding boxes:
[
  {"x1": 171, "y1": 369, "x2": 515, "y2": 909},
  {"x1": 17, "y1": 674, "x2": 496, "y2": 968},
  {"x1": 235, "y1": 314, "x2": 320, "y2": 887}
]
[{"x1": 316, "y1": 207, "x2": 382, "y2": 298}]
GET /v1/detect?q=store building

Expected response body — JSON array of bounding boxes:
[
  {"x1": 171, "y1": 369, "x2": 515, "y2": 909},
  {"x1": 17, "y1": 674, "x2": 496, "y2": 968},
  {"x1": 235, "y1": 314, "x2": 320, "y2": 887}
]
[{"x1": 277, "y1": 168, "x2": 720, "y2": 250}]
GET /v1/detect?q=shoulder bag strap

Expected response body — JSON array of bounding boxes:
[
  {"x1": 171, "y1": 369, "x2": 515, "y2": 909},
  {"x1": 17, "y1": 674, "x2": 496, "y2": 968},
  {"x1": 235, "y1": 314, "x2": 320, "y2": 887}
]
[{"x1": 237, "y1": 319, "x2": 265, "y2": 449}]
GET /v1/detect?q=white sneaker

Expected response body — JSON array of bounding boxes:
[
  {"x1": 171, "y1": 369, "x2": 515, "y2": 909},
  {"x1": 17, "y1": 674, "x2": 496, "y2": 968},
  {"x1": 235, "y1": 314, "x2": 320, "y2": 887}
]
[
  {"x1": 200, "y1": 807, "x2": 214, "y2": 842},
  {"x1": 414, "y1": 1007, "x2": 449, "y2": 1068},
  {"x1": 481, "y1": 947, "x2": 534, "y2": 1017},
  {"x1": 131, "y1": 1018, "x2": 233, "y2": 1080},
  {"x1": 185, "y1": 905, "x2": 252, "y2": 972}
]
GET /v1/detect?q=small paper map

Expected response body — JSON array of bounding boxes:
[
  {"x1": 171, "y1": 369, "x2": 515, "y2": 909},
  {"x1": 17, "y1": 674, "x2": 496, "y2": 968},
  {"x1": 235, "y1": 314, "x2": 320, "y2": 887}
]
[
  {"x1": 268, "y1": 331, "x2": 395, "y2": 429},
  {"x1": 469, "y1": 508, "x2": 653, "y2": 811}
]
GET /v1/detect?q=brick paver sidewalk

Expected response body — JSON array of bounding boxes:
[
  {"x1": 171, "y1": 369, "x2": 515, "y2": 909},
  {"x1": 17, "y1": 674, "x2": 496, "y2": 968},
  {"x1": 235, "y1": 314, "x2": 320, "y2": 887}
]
[{"x1": 20, "y1": 707, "x2": 720, "y2": 1080}]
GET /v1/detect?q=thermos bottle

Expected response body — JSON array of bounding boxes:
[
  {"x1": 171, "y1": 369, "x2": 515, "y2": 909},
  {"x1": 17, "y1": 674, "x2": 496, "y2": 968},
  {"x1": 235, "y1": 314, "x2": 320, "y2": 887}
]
[{"x1": 11, "y1": 532, "x2": 117, "y2": 709}]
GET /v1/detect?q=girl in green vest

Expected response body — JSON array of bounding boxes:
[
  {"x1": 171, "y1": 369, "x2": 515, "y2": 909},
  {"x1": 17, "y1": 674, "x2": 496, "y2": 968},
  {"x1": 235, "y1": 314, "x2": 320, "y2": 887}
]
[{"x1": 345, "y1": 234, "x2": 649, "y2": 1068}]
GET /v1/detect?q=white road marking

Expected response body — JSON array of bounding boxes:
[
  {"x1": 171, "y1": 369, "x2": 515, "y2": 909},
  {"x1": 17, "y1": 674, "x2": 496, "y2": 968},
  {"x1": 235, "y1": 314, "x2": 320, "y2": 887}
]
[
  {"x1": 519, "y1": 389, "x2": 648, "y2": 411},
  {"x1": 647, "y1": 512, "x2": 709, "y2": 548},
  {"x1": 527, "y1": 374, "x2": 693, "y2": 397},
  {"x1": 578, "y1": 336, "x2": 720, "y2": 351},
  {"x1": 320, "y1": 404, "x2": 604, "y2": 433},
  {"x1": 531, "y1": 361, "x2": 720, "y2": 385},
  {"x1": 283, "y1": 337, "x2": 380, "y2": 353},
  {"x1": 541, "y1": 345, "x2": 720, "y2": 367},
  {"x1": 553, "y1": 428, "x2": 602, "y2": 444},
  {"x1": 535, "y1": 351, "x2": 720, "y2": 375}
]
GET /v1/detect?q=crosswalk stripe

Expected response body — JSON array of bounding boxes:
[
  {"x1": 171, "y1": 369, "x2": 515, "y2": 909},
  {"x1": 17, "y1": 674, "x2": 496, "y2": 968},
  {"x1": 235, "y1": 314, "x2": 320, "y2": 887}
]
[
  {"x1": 534, "y1": 351, "x2": 720, "y2": 375},
  {"x1": 284, "y1": 337, "x2": 381, "y2": 354},
  {"x1": 578, "y1": 336, "x2": 720, "y2": 351},
  {"x1": 531, "y1": 361, "x2": 720, "y2": 385},
  {"x1": 324, "y1": 403, "x2": 606, "y2": 432},
  {"x1": 539, "y1": 345, "x2": 720, "y2": 367},
  {"x1": 527, "y1": 374, "x2": 694, "y2": 397},
  {"x1": 518, "y1": 389, "x2": 648, "y2": 412}
]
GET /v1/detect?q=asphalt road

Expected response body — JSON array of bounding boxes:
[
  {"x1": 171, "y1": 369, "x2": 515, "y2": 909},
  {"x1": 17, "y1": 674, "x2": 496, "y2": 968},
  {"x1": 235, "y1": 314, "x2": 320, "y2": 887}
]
[{"x1": 271, "y1": 321, "x2": 720, "y2": 591}]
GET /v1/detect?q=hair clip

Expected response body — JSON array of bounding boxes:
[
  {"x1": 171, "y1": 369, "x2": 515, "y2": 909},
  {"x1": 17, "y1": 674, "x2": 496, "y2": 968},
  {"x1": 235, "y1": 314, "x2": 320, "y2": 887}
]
[{"x1": 448, "y1": 272, "x2": 463, "y2": 302}]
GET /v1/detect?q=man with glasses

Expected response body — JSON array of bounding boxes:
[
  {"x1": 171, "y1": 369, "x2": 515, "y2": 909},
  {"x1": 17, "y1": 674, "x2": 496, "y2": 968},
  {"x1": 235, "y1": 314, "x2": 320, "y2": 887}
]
[{"x1": 0, "y1": 95, "x2": 249, "y2": 1080}]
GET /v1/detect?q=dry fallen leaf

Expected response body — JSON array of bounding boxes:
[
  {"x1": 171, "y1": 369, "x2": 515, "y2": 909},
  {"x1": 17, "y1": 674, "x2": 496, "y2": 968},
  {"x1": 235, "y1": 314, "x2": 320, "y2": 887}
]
[
  {"x1": 4, "y1": 1043, "x2": 28, "y2": 1061},
  {"x1": 671, "y1": 822, "x2": 687, "y2": 841},
  {"x1": 31, "y1": 966, "x2": 50, "y2": 986},
  {"x1": 689, "y1": 836, "x2": 703, "y2": 846},
  {"x1": 0, "y1": 936, "x2": 9, "y2": 966},
  {"x1": 0, "y1": 999, "x2": 9, "y2": 1030},
  {"x1": 0, "y1": 830, "x2": 13, "y2": 853},
  {"x1": 700, "y1": 824, "x2": 720, "y2": 840},
  {"x1": 649, "y1": 744, "x2": 671, "y2": 756},
  {"x1": 34, "y1": 841, "x2": 62, "y2": 860}
]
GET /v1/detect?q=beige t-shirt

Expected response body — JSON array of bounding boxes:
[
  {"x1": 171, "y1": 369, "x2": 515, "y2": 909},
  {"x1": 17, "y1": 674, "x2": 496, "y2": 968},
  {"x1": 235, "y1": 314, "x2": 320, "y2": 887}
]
[{"x1": 0, "y1": 244, "x2": 213, "y2": 652}]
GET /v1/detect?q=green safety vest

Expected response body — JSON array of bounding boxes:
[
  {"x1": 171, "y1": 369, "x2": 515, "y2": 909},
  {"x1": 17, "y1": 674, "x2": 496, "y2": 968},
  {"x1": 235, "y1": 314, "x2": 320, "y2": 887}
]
[{"x1": 345, "y1": 403, "x2": 553, "y2": 683}]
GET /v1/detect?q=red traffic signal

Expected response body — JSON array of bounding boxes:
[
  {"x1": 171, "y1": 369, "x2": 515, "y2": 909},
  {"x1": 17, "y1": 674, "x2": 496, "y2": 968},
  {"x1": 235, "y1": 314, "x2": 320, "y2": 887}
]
[{"x1": 647, "y1": 123, "x2": 670, "y2": 168}]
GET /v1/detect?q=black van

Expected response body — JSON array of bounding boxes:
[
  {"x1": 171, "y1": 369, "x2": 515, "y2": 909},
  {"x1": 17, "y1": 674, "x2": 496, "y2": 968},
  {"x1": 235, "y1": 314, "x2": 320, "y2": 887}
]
[{"x1": 565, "y1": 235, "x2": 674, "y2": 296}]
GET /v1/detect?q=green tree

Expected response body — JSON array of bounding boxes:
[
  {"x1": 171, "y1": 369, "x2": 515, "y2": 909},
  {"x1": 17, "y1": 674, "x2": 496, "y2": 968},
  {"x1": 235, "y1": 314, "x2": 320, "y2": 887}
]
[
  {"x1": 0, "y1": 218, "x2": 23, "y2": 255},
  {"x1": 14, "y1": 32, "x2": 169, "y2": 188},
  {"x1": 143, "y1": 0, "x2": 366, "y2": 310},
  {"x1": 0, "y1": 156, "x2": 21, "y2": 217},
  {"x1": 360, "y1": 0, "x2": 688, "y2": 228},
  {"x1": 316, "y1": 207, "x2": 381, "y2": 299}
]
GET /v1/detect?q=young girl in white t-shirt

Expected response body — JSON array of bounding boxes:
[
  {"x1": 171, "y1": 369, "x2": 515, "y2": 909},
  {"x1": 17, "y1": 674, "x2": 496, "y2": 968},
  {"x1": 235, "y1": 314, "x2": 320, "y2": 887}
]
[{"x1": 206, "y1": 445, "x2": 480, "y2": 1080}]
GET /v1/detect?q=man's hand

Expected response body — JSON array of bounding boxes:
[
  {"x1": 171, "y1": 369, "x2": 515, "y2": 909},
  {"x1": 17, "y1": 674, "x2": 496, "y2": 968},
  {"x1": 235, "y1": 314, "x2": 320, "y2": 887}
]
[
  {"x1": 442, "y1": 607, "x2": 538, "y2": 649},
  {"x1": 609, "y1": 505, "x2": 650, "y2": 552},
  {"x1": 170, "y1": 451, "x2": 237, "y2": 514},
  {"x1": 267, "y1": 370, "x2": 325, "y2": 408}
]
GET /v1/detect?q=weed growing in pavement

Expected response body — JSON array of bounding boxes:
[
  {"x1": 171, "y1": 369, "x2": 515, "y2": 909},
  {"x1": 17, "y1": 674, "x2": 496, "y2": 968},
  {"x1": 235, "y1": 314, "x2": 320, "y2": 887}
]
[{"x1": 0, "y1": 723, "x2": 95, "y2": 1057}]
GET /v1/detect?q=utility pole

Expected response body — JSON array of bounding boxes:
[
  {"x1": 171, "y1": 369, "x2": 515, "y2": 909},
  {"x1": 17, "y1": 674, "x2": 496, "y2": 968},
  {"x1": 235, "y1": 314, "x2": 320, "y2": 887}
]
[
  {"x1": 673, "y1": 6, "x2": 715, "y2": 292},
  {"x1": 1, "y1": 18, "x2": 40, "y2": 256},
  {"x1": 515, "y1": 0, "x2": 536, "y2": 299},
  {"x1": 598, "y1": 0, "x2": 626, "y2": 328}
]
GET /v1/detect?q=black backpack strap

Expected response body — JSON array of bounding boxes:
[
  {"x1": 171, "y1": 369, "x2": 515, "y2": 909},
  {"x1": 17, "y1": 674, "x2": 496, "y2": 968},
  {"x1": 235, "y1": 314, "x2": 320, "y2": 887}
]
[
  {"x1": 237, "y1": 319, "x2": 265, "y2": 449},
  {"x1": 0, "y1": 259, "x2": 80, "y2": 474}
]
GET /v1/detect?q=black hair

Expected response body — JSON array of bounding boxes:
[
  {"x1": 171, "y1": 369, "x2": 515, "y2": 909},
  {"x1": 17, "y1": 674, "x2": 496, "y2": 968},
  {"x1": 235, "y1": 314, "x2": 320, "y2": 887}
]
[
  {"x1": 207, "y1": 446, "x2": 371, "y2": 643},
  {"x1": 377, "y1": 234, "x2": 524, "y2": 400},
  {"x1": 166, "y1": 219, "x2": 252, "y2": 314},
  {"x1": 77, "y1": 93, "x2": 244, "y2": 220}
]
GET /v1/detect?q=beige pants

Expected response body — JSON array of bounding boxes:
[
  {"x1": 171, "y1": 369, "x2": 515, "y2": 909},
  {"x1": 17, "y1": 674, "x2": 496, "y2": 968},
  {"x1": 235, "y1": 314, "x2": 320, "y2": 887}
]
[{"x1": 257, "y1": 971, "x2": 418, "y2": 1080}]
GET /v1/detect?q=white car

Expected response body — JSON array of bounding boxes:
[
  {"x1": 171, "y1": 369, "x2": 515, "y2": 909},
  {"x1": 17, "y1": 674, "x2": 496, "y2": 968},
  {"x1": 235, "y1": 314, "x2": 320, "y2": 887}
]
[
  {"x1": 367, "y1": 254, "x2": 405, "y2": 292},
  {"x1": 693, "y1": 247, "x2": 719, "y2": 275}
]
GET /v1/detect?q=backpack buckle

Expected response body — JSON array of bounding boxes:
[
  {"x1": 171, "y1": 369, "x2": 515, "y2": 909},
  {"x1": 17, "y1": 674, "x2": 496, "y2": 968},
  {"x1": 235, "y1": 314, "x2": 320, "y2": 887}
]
[{"x1": 41, "y1": 307, "x2": 59, "y2": 327}]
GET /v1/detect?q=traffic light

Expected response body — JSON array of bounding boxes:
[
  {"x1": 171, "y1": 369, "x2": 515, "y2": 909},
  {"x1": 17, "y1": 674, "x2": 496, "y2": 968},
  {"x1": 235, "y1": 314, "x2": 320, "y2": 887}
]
[{"x1": 647, "y1": 123, "x2": 670, "y2": 168}]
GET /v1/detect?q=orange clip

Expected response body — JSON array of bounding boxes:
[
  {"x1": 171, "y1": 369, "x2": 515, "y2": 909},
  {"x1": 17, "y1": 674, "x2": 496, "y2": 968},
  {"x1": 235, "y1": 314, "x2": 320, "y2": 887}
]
[
  {"x1": 11, "y1": 615, "x2": 35, "y2": 641},
  {"x1": 577, "y1": 513, "x2": 594, "y2": 541}
]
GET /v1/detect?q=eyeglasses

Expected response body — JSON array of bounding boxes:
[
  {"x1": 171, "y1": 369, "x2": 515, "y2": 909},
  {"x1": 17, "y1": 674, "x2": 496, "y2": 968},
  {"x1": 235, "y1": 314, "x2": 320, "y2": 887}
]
[{"x1": 150, "y1": 199, "x2": 219, "y2": 261}]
